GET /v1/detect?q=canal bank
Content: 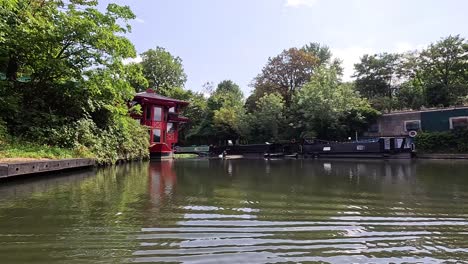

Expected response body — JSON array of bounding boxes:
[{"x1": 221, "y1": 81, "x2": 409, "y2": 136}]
[{"x1": 0, "y1": 158, "x2": 95, "y2": 179}]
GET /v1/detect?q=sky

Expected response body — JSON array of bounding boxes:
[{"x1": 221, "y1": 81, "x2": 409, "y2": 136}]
[{"x1": 101, "y1": 0, "x2": 467, "y2": 96}]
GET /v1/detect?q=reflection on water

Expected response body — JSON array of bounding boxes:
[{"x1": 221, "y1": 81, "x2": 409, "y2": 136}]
[{"x1": 0, "y1": 159, "x2": 468, "y2": 263}]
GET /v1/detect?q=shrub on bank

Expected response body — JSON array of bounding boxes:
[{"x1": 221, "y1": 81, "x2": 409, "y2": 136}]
[
  {"x1": 415, "y1": 128, "x2": 468, "y2": 153},
  {"x1": 50, "y1": 117, "x2": 149, "y2": 165},
  {"x1": 0, "y1": 117, "x2": 149, "y2": 164},
  {"x1": 0, "y1": 118, "x2": 6, "y2": 145}
]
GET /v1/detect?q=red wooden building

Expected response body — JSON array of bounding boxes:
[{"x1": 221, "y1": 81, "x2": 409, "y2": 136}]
[{"x1": 132, "y1": 89, "x2": 189, "y2": 158}]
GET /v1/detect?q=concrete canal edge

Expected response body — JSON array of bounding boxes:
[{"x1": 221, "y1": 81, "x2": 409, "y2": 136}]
[{"x1": 0, "y1": 158, "x2": 95, "y2": 179}]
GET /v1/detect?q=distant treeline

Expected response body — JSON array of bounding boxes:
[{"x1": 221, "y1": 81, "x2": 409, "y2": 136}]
[
  {"x1": 0, "y1": 1, "x2": 467, "y2": 161},
  {"x1": 155, "y1": 36, "x2": 468, "y2": 145}
]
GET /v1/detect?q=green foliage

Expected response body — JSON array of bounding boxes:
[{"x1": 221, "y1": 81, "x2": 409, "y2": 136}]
[
  {"x1": 415, "y1": 129, "x2": 468, "y2": 153},
  {"x1": 0, "y1": 139, "x2": 87, "y2": 160},
  {"x1": 301, "y1": 42, "x2": 343, "y2": 74},
  {"x1": 0, "y1": 0, "x2": 149, "y2": 163},
  {"x1": 292, "y1": 67, "x2": 380, "y2": 140},
  {"x1": 188, "y1": 80, "x2": 245, "y2": 144},
  {"x1": 395, "y1": 82, "x2": 425, "y2": 110},
  {"x1": 174, "y1": 153, "x2": 198, "y2": 159},
  {"x1": 419, "y1": 35, "x2": 468, "y2": 107},
  {"x1": 354, "y1": 35, "x2": 467, "y2": 111},
  {"x1": 50, "y1": 117, "x2": 149, "y2": 165},
  {"x1": 249, "y1": 47, "x2": 319, "y2": 107},
  {"x1": 242, "y1": 93, "x2": 285, "y2": 143},
  {"x1": 140, "y1": 46, "x2": 187, "y2": 94},
  {"x1": 0, "y1": 118, "x2": 7, "y2": 142},
  {"x1": 354, "y1": 53, "x2": 401, "y2": 103}
]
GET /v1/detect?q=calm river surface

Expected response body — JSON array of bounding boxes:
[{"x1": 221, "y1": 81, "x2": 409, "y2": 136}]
[{"x1": 0, "y1": 159, "x2": 468, "y2": 263}]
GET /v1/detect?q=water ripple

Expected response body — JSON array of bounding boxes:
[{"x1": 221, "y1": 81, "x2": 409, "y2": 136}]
[{"x1": 132, "y1": 204, "x2": 468, "y2": 263}]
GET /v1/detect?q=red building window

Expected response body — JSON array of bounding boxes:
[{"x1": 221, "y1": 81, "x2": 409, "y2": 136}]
[
  {"x1": 153, "y1": 107, "x2": 162, "y2": 122},
  {"x1": 152, "y1": 129, "x2": 161, "y2": 143},
  {"x1": 167, "y1": 122, "x2": 175, "y2": 133},
  {"x1": 146, "y1": 106, "x2": 151, "y2": 121}
]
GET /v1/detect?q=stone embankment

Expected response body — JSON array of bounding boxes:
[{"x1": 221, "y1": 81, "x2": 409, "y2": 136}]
[{"x1": 0, "y1": 158, "x2": 94, "y2": 179}]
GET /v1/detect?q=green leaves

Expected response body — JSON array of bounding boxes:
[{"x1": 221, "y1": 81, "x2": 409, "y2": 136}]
[
  {"x1": 187, "y1": 80, "x2": 245, "y2": 144},
  {"x1": 0, "y1": 0, "x2": 149, "y2": 163},
  {"x1": 242, "y1": 93, "x2": 285, "y2": 143},
  {"x1": 140, "y1": 47, "x2": 187, "y2": 94},
  {"x1": 292, "y1": 67, "x2": 378, "y2": 140},
  {"x1": 354, "y1": 35, "x2": 468, "y2": 110},
  {"x1": 419, "y1": 35, "x2": 468, "y2": 106},
  {"x1": 251, "y1": 47, "x2": 320, "y2": 105}
]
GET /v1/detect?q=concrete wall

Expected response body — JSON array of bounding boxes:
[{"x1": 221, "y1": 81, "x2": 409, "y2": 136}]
[
  {"x1": 0, "y1": 159, "x2": 95, "y2": 179},
  {"x1": 366, "y1": 112, "x2": 421, "y2": 137},
  {"x1": 365, "y1": 107, "x2": 468, "y2": 138}
]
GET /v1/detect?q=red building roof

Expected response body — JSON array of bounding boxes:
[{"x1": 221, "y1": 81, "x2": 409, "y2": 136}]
[{"x1": 134, "y1": 89, "x2": 189, "y2": 106}]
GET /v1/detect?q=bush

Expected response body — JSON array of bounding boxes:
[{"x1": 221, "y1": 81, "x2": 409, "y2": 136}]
[
  {"x1": 415, "y1": 128, "x2": 468, "y2": 153},
  {"x1": 50, "y1": 117, "x2": 149, "y2": 165},
  {"x1": 0, "y1": 118, "x2": 7, "y2": 143}
]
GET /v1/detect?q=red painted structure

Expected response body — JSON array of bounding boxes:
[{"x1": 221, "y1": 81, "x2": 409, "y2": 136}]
[{"x1": 132, "y1": 89, "x2": 189, "y2": 158}]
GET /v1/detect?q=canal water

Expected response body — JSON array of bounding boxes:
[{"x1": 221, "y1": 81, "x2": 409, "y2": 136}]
[{"x1": 0, "y1": 159, "x2": 467, "y2": 263}]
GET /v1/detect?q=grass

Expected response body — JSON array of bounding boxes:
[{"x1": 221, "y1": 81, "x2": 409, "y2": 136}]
[
  {"x1": 174, "y1": 153, "x2": 199, "y2": 159},
  {"x1": 0, "y1": 139, "x2": 91, "y2": 160}
]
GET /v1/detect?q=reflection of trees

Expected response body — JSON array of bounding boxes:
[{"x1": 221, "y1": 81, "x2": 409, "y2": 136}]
[
  {"x1": 0, "y1": 169, "x2": 95, "y2": 201},
  {"x1": 0, "y1": 163, "x2": 151, "y2": 262},
  {"x1": 171, "y1": 159, "x2": 468, "y2": 245}
]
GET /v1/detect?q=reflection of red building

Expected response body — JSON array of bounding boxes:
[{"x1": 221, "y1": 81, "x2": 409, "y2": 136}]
[
  {"x1": 148, "y1": 161, "x2": 177, "y2": 206},
  {"x1": 132, "y1": 89, "x2": 189, "y2": 158}
]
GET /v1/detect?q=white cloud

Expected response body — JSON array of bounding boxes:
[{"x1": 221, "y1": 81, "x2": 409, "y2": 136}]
[
  {"x1": 393, "y1": 42, "x2": 426, "y2": 53},
  {"x1": 134, "y1": 17, "x2": 145, "y2": 24},
  {"x1": 123, "y1": 55, "x2": 142, "y2": 65},
  {"x1": 331, "y1": 46, "x2": 375, "y2": 82},
  {"x1": 285, "y1": 0, "x2": 318, "y2": 8}
]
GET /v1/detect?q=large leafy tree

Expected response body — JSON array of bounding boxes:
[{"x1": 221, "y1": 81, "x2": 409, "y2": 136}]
[
  {"x1": 242, "y1": 92, "x2": 285, "y2": 143},
  {"x1": 140, "y1": 47, "x2": 187, "y2": 95},
  {"x1": 292, "y1": 67, "x2": 379, "y2": 140},
  {"x1": 354, "y1": 36, "x2": 468, "y2": 111},
  {"x1": 302, "y1": 42, "x2": 343, "y2": 74},
  {"x1": 189, "y1": 80, "x2": 245, "y2": 145},
  {"x1": 354, "y1": 53, "x2": 402, "y2": 99},
  {"x1": 418, "y1": 35, "x2": 468, "y2": 106},
  {"x1": 247, "y1": 47, "x2": 318, "y2": 109},
  {"x1": 0, "y1": 0, "x2": 149, "y2": 162}
]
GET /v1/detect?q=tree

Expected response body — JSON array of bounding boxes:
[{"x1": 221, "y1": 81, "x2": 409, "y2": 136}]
[
  {"x1": 0, "y1": 0, "x2": 149, "y2": 163},
  {"x1": 1, "y1": 0, "x2": 138, "y2": 131},
  {"x1": 302, "y1": 42, "x2": 343, "y2": 74},
  {"x1": 249, "y1": 48, "x2": 319, "y2": 106},
  {"x1": 189, "y1": 80, "x2": 245, "y2": 145},
  {"x1": 125, "y1": 63, "x2": 149, "y2": 92},
  {"x1": 292, "y1": 67, "x2": 379, "y2": 140},
  {"x1": 242, "y1": 93, "x2": 285, "y2": 143},
  {"x1": 354, "y1": 53, "x2": 402, "y2": 99},
  {"x1": 418, "y1": 35, "x2": 468, "y2": 106},
  {"x1": 140, "y1": 47, "x2": 187, "y2": 94}
]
